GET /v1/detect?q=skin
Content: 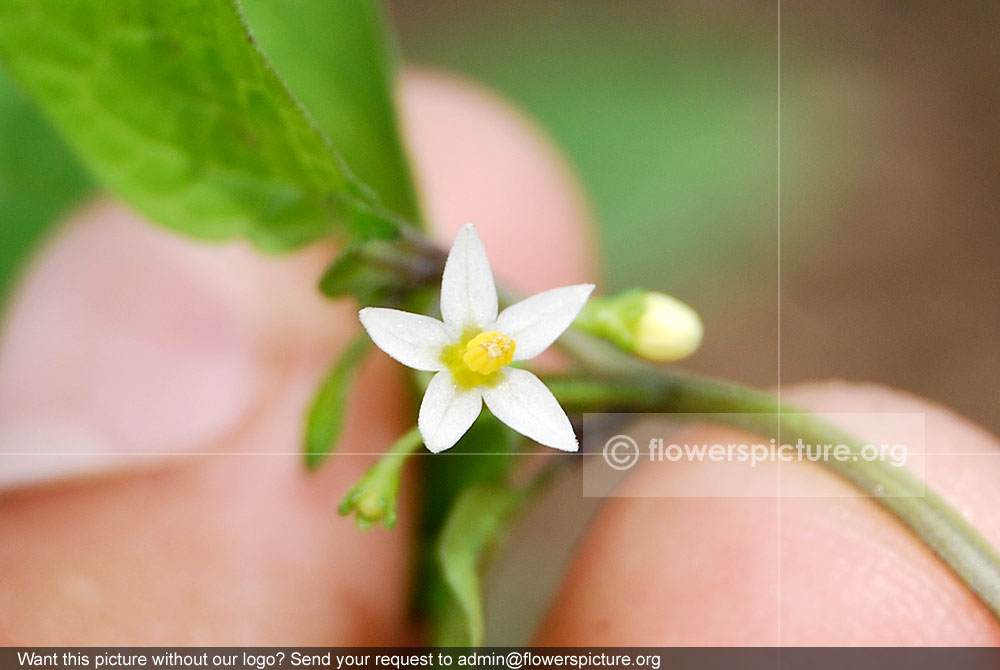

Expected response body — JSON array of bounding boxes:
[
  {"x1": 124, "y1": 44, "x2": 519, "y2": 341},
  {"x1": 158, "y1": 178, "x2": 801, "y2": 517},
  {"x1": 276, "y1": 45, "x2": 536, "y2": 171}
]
[
  {"x1": 0, "y1": 68, "x2": 998, "y2": 645},
  {"x1": 537, "y1": 383, "x2": 1000, "y2": 645}
]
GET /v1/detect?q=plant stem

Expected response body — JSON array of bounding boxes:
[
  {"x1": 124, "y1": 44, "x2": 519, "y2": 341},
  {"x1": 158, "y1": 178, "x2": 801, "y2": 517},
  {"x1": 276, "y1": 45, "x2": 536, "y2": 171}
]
[{"x1": 546, "y1": 371, "x2": 1000, "y2": 620}]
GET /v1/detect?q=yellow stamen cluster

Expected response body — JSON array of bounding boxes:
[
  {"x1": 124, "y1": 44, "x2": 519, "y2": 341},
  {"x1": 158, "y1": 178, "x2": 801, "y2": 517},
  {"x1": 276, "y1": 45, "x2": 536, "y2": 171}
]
[{"x1": 462, "y1": 331, "x2": 516, "y2": 375}]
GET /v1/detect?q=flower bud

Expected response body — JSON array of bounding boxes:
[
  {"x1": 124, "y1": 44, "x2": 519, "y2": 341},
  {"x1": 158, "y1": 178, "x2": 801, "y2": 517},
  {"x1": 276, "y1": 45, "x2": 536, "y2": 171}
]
[
  {"x1": 339, "y1": 472, "x2": 400, "y2": 530},
  {"x1": 633, "y1": 292, "x2": 703, "y2": 362},
  {"x1": 337, "y1": 428, "x2": 422, "y2": 530},
  {"x1": 574, "y1": 289, "x2": 703, "y2": 362}
]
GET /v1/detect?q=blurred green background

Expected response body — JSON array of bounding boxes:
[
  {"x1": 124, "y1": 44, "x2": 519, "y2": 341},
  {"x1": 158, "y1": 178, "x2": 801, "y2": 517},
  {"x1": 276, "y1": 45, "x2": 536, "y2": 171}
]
[{"x1": 389, "y1": 0, "x2": 999, "y2": 435}]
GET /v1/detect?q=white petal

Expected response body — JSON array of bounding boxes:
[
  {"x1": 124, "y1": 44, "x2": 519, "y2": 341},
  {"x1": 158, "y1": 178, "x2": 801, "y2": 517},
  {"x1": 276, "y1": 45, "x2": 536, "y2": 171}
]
[
  {"x1": 482, "y1": 369, "x2": 578, "y2": 452},
  {"x1": 440, "y1": 223, "x2": 498, "y2": 330},
  {"x1": 418, "y1": 372, "x2": 484, "y2": 453},
  {"x1": 359, "y1": 307, "x2": 451, "y2": 372},
  {"x1": 495, "y1": 284, "x2": 595, "y2": 360}
]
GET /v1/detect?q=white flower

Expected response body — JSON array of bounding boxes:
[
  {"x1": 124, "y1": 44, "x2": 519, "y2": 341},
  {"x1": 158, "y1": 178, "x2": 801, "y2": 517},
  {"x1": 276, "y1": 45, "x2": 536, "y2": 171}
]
[{"x1": 359, "y1": 224, "x2": 594, "y2": 453}]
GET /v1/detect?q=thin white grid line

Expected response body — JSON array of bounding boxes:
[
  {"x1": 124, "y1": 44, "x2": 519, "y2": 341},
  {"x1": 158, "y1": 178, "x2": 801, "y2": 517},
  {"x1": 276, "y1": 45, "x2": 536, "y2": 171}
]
[
  {"x1": 776, "y1": 0, "x2": 784, "y2": 648},
  {"x1": 1, "y1": 451, "x2": 996, "y2": 457},
  {"x1": 0, "y1": 452, "x2": 576, "y2": 457}
]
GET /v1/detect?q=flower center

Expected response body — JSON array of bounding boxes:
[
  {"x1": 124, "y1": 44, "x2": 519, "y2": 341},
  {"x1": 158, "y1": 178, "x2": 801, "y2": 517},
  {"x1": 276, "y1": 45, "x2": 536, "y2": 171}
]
[
  {"x1": 439, "y1": 329, "x2": 516, "y2": 389},
  {"x1": 462, "y1": 331, "x2": 516, "y2": 375}
]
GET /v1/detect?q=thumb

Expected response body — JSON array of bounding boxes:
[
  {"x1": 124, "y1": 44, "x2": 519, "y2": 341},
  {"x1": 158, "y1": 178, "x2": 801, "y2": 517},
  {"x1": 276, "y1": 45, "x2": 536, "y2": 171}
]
[{"x1": 0, "y1": 197, "x2": 352, "y2": 487}]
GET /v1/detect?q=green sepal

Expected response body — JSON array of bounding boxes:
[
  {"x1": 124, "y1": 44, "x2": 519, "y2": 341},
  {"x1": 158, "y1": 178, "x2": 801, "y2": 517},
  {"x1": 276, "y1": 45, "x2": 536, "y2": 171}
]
[{"x1": 573, "y1": 287, "x2": 646, "y2": 353}]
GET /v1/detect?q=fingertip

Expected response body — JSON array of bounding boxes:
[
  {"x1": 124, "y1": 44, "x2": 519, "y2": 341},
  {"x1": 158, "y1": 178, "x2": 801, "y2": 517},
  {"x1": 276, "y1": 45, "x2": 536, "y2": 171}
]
[
  {"x1": 0, "y1": 201, "x2": 263, "y2": 479},
  {"x1": 0, "y1": 198, "x2": 357, "y2": 490},
  {"x1": 538, "y1": 381, "x2": 1000, "y2": 645},
  {"x1": 400, "y1": 68, "x2": 599, "y2": 291}
]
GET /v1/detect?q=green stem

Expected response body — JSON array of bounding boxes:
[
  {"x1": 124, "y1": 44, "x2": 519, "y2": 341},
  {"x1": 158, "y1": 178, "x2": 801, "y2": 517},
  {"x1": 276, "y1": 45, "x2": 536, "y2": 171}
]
[{"x1": 546, "y1": 372, "x2": 1000, "y2": 620}]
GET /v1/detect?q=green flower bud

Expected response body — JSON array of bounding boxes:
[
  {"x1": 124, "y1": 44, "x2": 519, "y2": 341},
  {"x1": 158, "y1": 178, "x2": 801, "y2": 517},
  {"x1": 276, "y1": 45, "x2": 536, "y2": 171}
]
[
  {"x1": 339, "y1": 480, "x2": 398, "y2": 530},
  {"x1": 337, "y1": 427, "x2": 422, "y2": 530}
]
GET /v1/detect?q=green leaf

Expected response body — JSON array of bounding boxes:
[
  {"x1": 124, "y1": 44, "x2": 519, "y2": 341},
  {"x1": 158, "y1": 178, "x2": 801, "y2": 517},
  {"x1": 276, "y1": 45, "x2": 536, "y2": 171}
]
[
  {"x1": 238, "y1": 0, "x2": 421, "y2": 223},
  {"x1": 0, "y1": 0, "x2": 367, "y2": 251},
  {"x1": 436, "y1": 483, "x2": 527, "y2": 647},
  {"x1": 304, "y1": 333, "x2": 370, "y2": 469},
  {"x1": 0, "y1": 66, "x2": 92, "y2": 312}
]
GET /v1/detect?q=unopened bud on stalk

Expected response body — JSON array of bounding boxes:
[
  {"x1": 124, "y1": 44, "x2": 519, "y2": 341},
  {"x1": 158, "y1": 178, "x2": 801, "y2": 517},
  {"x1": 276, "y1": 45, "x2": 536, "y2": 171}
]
[
  {"x1": 574, "y1": 289, "x2": 703, "y2": 362},
  {"x1": 339, "y1": 471, "x2": 400, "y2": 530}
]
